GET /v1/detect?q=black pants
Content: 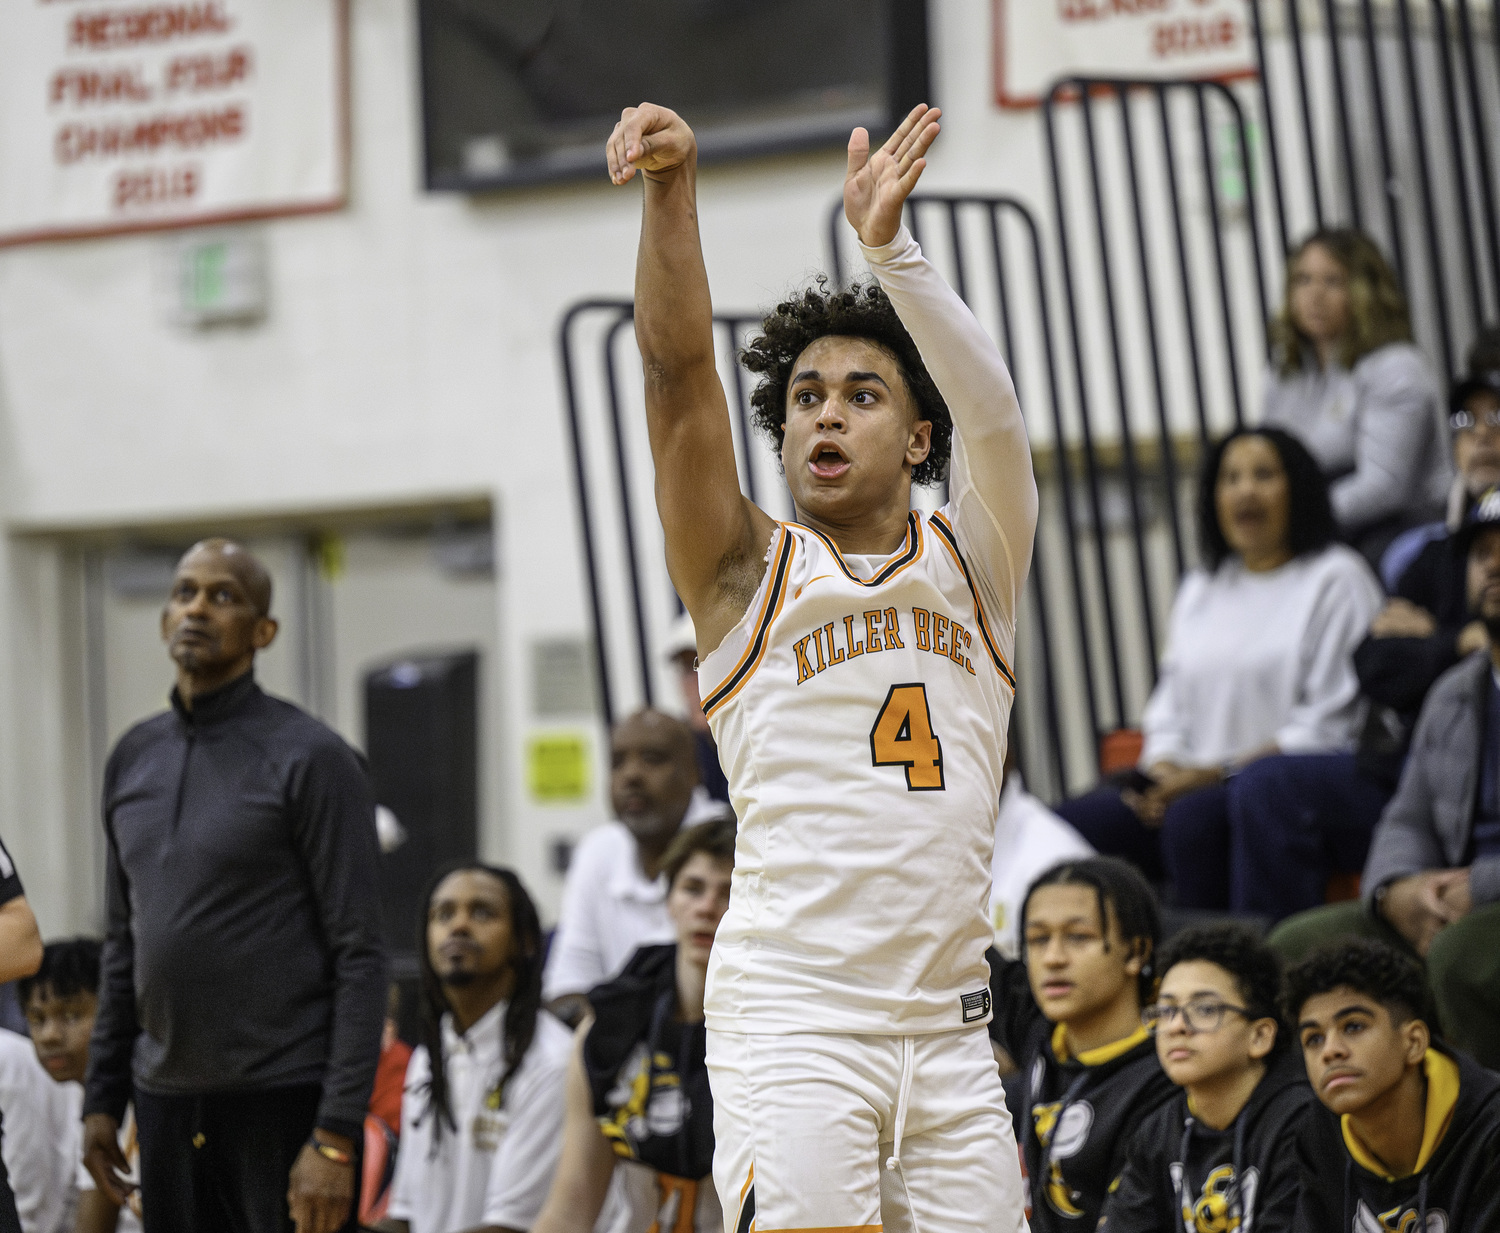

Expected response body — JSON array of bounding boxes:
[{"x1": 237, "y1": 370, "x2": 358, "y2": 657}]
[{"x1": 136, "y1": 1084, "x2": 359, "y2": 1233}]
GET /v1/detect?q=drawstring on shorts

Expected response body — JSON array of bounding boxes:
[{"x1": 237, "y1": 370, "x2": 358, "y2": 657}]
[{"x1": 885, "y1": 1035, "x2": 916, "y2": 1172}]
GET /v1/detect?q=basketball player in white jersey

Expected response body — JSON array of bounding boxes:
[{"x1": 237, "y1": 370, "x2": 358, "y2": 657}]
[{"x1": 606, "y1": 101, "x2": 1035, "y2": 1233}]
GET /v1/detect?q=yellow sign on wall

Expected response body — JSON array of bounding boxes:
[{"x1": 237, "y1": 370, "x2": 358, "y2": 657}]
[{"x1": 527, "y1": 732, "x2": 590, "y2": 803}]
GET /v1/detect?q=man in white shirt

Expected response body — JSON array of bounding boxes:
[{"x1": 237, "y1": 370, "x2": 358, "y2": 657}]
[
  {"x1": 379, "y1": 864, "x2": 572, "y2": 1233},
  {"x1": 544, "y1": 710, "x2": 730, "y2": 1023}
]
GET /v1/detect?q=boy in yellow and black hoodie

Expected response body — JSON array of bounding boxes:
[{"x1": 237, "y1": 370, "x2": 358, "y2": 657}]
[
  {"x1": 1102, "y1": 925, "x2": 1315, "y2": 1233},
  {"x1": 1286, "y1": 938, "x2": 1500, "y2": 1233},
  {"x1": 987, "y1": 857, "x2": 1177, "y2": 1233}
]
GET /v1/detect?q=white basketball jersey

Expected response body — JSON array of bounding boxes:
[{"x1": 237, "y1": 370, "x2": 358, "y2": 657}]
[{"x1": 700, "y1": 509, "x2": 1015, "y2": 1035}]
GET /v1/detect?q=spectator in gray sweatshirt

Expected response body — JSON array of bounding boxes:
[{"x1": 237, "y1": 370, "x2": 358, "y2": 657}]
[{"x1": 1261, "y1": 229, "x2": 1452, "y2": 563}]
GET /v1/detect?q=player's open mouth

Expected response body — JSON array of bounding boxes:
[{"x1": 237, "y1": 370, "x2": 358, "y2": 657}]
[{"x1": 808, "y1": 442, "x2": 850, "y2": 479}]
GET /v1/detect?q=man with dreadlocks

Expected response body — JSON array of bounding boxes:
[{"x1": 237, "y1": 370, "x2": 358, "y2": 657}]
[
  {"x1": 380, "y1": 864, "x2": 571, "y2": 1233},
  {"x1": 606, "y1": 99, "x2": 1036, "y2": 1232}
]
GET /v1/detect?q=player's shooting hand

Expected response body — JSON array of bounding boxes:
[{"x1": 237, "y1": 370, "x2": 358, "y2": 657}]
[
  {"x1": 607, "y1": 103, "x2": 695, "y2": 185},
  {"x1": 288, "y1": 1135, "x2": 354, "y2": 1233},
  {"x1": 81, "y1": 1113, "x2": 132, "y2": 1206},
  {"x1": 844, "y1": 103, "x2": 941, "y2": 249}
]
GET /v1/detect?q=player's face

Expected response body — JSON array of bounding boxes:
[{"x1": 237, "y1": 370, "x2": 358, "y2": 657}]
[
  {"x1": 1297, "y1": 987, "x2": 1425, "y2": 1116},
  {"x1": 1288, "y1": 241, "x2": 1350, "y2": 346},
  {"x1": 667, "y1": 852, "x2": 733, "y2": 967},
  {"x1": 24, "y1": 985, "x2": 96, "y2": 1084},
  {"x1": 1215, "y1": 435, "x2": 1291, "y2": 563},
  {"x1": 780, "y1": 335, "x2": 931, "y2": 524},
  {"x1": 610, "y1": 712, "x2": 699, "y2": 847},
  {"x1": 1152, "y1": 960, "x2": 1273, "y2": 1089},
  {"x1": 427, "y1": 870, "x2": 517, "y2": 989},
  {"x1": 1023, "y1": 884, "x2": 1142, "y2": 1025}
]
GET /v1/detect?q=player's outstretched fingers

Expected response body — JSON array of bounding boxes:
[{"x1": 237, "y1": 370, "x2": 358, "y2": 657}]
[
  {"x1": 881, "y1": 102, "x2": 930, "y2": 159},
  {"x1": 846, "y1": 125, "x2": 872, "y2": 179},
  {"x1": 893, "y1": 108, "x2": 941, "y2": 170}
]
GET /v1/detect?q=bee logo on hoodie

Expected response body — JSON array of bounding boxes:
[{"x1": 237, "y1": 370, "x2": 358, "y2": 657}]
[
  {"x1": 1354, "y1": 1201, "x2": 1449, "y2": 1233},
  {"x1": 1033, "y1": 1098, "x2": 1095, "y2": 1218},
  {"x1": 1169, "y1": 1164, "x2": 1260, "y2": 1233}
]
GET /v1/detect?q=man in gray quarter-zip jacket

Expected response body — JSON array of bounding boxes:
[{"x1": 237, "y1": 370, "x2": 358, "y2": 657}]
[{"x1": 80, "y1": 539, "x2": 385, "y2": 1233}]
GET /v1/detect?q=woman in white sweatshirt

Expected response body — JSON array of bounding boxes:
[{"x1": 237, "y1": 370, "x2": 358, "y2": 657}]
[
  {"x1": 1058, "y1": 428, "x2": 1385, "y2": 919},
  {"x1": 1260, "y1": 229, "x2": 1451, "y2": 561}
]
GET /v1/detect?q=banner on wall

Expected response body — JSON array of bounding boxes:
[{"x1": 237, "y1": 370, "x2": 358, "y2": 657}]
[
  {"x1": 0, "y1": 0, "x2": 347, "y2": 247},
  {"x1": 995, "y1": 0, "x2": 1256, "y2": 108}
]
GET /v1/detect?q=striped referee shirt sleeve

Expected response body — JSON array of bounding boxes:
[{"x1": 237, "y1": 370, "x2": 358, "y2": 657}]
[
  {"x1": 860, "y1": 226, "x2": 1038, "y2": 632},
  {"x1": 0, "y1": 832, "x2": 22, "y2": 908}
]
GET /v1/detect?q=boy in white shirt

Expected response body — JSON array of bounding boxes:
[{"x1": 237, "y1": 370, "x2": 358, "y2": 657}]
[
  {"x1": 378, "y1": 865, "x2": 571, "y2": 1233},
  {"x1": 16, "y1": 938, "x2": 140, "y2": 1233}
]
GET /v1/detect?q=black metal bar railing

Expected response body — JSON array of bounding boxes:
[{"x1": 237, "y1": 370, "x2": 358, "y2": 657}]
[
  {"x1": 1358, "y1": 0, "x2": 1410, "y2": 292},
  {"x1": 1249, "y1": 0, "x2": 1291, "y2": 258},
  {"x1": 558, "y1": 298, "x2": 634, "y2": 725},
  {"x1": 1320, "y1": 0, "x2": 1363, "y2": 229},
  {"x1": 1456, "y1": 0, "x2": 1500, "y2": 314},
  {"x1": 1393, "y1": 0, "x2": 1456, "y2": 376}
]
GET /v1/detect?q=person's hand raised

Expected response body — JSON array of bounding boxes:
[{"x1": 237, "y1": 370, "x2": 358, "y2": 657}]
[
  {"x1": 607, "y1": 103, "x2": 696, "y2": 185},
  {"x1": 844, "y1": 104, "x2": 941, "y2": 249}
]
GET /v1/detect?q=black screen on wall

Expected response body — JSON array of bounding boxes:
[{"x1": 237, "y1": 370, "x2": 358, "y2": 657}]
[{"x1": 417, "y1": 0, "x2": 931, "y2": 191}]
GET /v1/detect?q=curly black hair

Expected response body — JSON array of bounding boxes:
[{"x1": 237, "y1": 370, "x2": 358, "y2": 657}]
[
  {"x1": 1281, "y1": 938, "x2": 1432, "y2": 1030},
  {"x1": 17, "y1": 937, "x2": 102, "y2": 1008},
  {"x1": 1158, "y1": 924, "x2": 1286, "y2": 1049},
  {"x1": 1021, "y1": 856, "x2": 1163, "y2": 1006},
  {"x1": 1197, "y1": 427, "x2": 1337, "y2": 570},
  {"x1": 740, "y1": 278, "x2": 953, "y2": 487}
]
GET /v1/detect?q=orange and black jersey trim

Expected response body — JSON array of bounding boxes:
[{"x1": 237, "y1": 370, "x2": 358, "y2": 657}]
[
  {"x1": 804, "y1": 511, "x2": 925, "y2": 588},
  {"x1": 928, "y1": 512, "x2": 1016, "y2": 691},
  {"x1": 702, "y1": 529, "x2": 797, "y2": 720}
]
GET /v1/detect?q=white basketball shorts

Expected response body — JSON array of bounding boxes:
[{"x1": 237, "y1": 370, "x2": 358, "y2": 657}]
[{"x1": 705, "y1": 1027, "x2": 1027, "y2": 1233}]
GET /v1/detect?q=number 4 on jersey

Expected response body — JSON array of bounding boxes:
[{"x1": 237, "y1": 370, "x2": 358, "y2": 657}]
[{"x1": 870, "y1": 683, "x2": 945, "y2": 791}]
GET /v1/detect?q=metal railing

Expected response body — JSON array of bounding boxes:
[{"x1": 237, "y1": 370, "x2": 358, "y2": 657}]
[{"x1": 1250, "y1": 0, "x2": 1500, "y2": 379}]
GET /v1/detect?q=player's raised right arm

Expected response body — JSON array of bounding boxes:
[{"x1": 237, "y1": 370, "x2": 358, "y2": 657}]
[{"x1": 608, "y1": 105, "x2": 776, "y2": 652}]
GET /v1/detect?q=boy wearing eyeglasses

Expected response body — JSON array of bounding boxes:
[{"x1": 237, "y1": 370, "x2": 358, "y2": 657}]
[
  {"x1": 987, "y1": 857, "x2": 1176, "y2": 1232},
  {"x1": 1285, "y1": 938, "x2": 1500, "y2": 1233},
  {"x1": 1102, "y1": 925, "x2": 1313, "y2": 1233}
]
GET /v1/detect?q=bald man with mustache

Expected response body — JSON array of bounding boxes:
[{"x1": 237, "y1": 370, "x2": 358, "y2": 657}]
[{"x1": 81, "y1": 540, "x2": 386, "y2": 1233}]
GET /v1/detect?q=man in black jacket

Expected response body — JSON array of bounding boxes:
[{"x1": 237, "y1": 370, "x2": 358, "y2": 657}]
[
  {"x1": 80, "y1": 540, "x2": 386, "y2": 1233},
  {"x1": 1287, "y1": 940, "x2": 1500, "y2": 1233}
]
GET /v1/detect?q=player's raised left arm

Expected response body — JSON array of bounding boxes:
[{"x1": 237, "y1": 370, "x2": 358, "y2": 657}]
[{"x1": 845, "y1": 108, "x2": 1038, "y2": 616}]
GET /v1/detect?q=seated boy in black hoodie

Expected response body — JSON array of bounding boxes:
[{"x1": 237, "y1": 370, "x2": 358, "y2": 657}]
[
  {"x1": 1286, "y1": 939, "x2": 1500, "y2": 1232},
  {"x1": 987, "y1": 857, "x2": 1177, "y2": 1232},
  {"x1": 1103, "y1": 925, "x2": 1315, "y2": 1233}
]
